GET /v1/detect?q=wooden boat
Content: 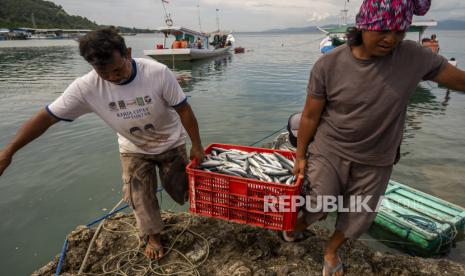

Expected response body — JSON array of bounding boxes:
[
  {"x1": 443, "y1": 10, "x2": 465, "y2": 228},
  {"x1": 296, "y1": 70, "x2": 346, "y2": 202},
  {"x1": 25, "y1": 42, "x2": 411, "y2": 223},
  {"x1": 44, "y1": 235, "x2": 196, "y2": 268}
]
[
  {"x1": 234, "y1": 47, "x2": 245, "y2": 54},
  {"x1": 144, "y1": 27, "x2": 232, "y2": 62},
  {"x1": 144, "y1": 1, "x2": 233, "y2": 63},
  {"x1": 370, "y1": 180, "x2": 465, "y2": 256}
]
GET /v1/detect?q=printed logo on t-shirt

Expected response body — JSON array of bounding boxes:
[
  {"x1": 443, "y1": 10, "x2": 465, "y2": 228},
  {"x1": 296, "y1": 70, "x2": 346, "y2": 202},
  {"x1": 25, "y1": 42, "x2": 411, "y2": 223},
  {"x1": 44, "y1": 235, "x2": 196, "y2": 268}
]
[
  {"x1": 118, "y1": 100, "x2": 126, "y2": 109},
  {"x1": 126, "y1": 99, "x2": 137, "y2": 107},
  {"x1": 136, "y1": 97, "x2": 145, "y2": 106},
  {"x1": 109, "y1": 102, "x2": 118, "y2": 111},
  {"x1": 108, "y1": 97, "x2": 154, "y2": 111}
]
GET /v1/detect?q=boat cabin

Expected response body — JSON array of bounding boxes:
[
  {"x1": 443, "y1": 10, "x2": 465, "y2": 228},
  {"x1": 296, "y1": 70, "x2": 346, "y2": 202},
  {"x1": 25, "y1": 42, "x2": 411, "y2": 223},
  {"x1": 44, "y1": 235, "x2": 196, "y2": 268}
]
[{"x1": 156, "y1": 26, "x2": 209, "y2": 50}]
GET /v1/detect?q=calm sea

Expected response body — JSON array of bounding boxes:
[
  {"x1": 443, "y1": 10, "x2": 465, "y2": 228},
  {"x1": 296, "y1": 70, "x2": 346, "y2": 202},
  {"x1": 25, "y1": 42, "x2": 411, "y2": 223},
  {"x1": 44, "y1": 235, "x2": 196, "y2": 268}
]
[{"x1": 0, "y1": 31, "x2": 464, "y2": 275}]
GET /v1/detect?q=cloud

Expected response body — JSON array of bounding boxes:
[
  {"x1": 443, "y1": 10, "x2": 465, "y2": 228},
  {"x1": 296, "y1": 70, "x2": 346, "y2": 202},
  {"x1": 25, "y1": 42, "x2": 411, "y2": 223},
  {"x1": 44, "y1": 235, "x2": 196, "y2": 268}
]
[
  {"x1": 306, "y1": 12, "x2": 332, "y2": 23},
  {"x1": 50, "y1": 0, "x2": 464, "y2": 32}
]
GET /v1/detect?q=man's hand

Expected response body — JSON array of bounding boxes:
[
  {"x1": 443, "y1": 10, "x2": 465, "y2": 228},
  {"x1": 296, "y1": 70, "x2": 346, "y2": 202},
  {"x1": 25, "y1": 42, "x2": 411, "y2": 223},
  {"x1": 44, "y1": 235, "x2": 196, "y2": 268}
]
[
  {"x1": 190, "y1": 144, "x2": 205, "y2": 162},
  {"x1": 0, "y1": 109, "x2": 58, "y2": 178},
  {"x1": 0, "y1": 149, "x2": 13, "y2": 177},
  {"x1": 293, "y1": 157, "x2": 306, "y2": 180}
]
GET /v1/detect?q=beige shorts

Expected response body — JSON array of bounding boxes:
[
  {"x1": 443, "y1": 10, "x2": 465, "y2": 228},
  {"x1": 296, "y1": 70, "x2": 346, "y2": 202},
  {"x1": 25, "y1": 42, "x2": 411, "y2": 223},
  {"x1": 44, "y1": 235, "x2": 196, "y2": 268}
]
[
  {"x1": 302, "y1": 142, "x2": 393, "y2": 239},
  {"x1": 120, "y1": 144, "x2": 189, "y2": 236}
]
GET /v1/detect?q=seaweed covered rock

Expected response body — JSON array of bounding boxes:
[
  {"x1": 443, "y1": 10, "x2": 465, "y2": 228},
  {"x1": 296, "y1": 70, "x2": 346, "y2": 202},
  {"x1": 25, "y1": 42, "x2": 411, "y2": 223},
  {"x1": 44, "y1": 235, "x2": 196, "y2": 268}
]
[{"x1": 33, "y1": 211, "x2": 465, "y2": 276}]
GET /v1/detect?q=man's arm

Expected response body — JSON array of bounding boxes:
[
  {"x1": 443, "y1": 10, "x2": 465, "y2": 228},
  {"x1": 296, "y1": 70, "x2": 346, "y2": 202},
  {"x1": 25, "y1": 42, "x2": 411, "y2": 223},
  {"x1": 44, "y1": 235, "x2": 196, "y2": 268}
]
[
  {"x1": 433, "y1": 63, "x2": 465, "y2": 92},
  {"x1": 174, "y1": 102, "x2": 204, "y2": 161},
  {"x1": 0, "y1": 109, "x2": 59, "y2": 176}
]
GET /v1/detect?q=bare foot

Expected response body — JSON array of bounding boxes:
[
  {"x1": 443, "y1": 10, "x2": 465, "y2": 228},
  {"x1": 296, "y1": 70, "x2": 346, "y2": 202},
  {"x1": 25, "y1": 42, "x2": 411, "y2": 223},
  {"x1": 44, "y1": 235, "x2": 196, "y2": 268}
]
[
  {"x1": 145, "y1": 234, "x2": 164, "y2": 260},
  {"x1": 323, "y1": 253, "x2": 343, "y2": 276}
]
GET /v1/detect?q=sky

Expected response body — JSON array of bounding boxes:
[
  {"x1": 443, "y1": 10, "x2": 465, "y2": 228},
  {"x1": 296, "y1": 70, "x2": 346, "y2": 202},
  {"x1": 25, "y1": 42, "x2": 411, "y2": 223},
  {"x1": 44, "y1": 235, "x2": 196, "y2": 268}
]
[{"x1": 50, "y1": 0, "x2": 465, "y2": 32}]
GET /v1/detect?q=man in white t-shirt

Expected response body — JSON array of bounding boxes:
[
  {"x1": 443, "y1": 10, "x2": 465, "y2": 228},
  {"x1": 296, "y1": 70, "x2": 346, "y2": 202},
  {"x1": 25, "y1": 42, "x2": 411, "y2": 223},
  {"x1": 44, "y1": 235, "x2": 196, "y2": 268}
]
[{"x1": 0, "y1": 27, "x2": 205, "y2": 260}]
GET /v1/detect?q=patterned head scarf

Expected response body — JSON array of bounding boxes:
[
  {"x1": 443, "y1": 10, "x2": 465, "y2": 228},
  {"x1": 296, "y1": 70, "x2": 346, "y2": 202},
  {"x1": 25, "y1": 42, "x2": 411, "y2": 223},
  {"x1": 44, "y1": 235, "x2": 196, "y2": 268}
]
[{"x1": 356, "y1": 0, "x2": 431, "y2": 31}]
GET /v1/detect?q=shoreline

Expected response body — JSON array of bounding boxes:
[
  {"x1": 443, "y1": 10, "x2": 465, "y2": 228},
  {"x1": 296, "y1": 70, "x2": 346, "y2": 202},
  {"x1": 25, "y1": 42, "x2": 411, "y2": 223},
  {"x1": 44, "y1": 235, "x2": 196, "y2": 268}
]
[{"x1": 33, "y1": 211, "x2": 465, "y2": 275}]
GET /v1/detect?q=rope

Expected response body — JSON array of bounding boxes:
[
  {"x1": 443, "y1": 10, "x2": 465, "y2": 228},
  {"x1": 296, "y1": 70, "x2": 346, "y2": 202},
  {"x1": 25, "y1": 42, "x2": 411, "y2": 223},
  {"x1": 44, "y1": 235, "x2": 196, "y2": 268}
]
[
  {"x1": 55, "y1": 187, "x2": 164, "y2": 275},
  {"x1": 55, "y1": 239, "x2": 68, "y2": 276},
  {"x1": 86, "y1": 205, "x2": 130, "y2": 228},
  {"x1": 249, "y1": 126, "x2": 286, "y2": 146},
  {"x1": 90, "y1": 215, "x2": 209, "y2": 275},
  {"x1": 78, "y1": 198, "x2": 125, "y2": 274},
  {"x1": 367, "y1": 214, "x2": 459, "y2": 256}
]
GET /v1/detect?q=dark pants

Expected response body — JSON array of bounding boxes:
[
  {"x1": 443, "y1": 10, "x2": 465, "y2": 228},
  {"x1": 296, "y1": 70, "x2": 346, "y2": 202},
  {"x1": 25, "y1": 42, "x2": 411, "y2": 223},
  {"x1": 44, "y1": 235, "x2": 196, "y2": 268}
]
[{"x1": 120, "y1": 144, "x2": 189, "y2": 235}]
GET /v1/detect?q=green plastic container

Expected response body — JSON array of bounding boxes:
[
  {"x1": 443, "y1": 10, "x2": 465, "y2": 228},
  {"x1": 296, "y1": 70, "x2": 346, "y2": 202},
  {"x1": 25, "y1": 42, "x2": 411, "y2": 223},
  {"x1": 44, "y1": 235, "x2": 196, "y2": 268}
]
[{"x1": 370, "y1": 180, "x2": 465, "y2": 257}]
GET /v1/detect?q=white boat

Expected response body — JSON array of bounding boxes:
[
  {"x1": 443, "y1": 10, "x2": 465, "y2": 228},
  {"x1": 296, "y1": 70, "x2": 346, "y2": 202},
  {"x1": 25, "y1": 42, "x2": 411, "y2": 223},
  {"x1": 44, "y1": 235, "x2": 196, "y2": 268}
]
[
  {"x1": 318, "y1": 26, "x2": 347, "y2": 54},
  {"x1": 144, "y1": 1, "x2": 233, "y2": 63},
  {"x1": 144, "y1": 26, "x2": 232, "y2": 62},
  {"x1": 144, "y1": 47, "x2": 232, "y2": 62},
  {"x1": 317, "y1": 0, "x2": 350, "y2": 54}
]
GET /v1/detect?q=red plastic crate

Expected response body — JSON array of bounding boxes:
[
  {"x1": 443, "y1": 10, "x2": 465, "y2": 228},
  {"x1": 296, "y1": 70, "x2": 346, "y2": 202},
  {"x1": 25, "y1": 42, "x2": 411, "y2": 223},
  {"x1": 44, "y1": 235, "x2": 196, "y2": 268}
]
[{"x1": 186, "y1": 143, "x2": 302, "y2": 231}]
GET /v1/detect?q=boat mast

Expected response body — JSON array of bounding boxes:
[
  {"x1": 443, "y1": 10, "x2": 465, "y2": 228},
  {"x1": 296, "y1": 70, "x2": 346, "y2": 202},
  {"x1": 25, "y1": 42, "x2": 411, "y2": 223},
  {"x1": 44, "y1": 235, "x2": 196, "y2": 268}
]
[
  {"x1": 31, "y1": 13, "x2": 37, "y2": 29},
  {"x1": 216, "y1": 8, "x2": 220, "y2": 32},
  {"x1": 340, "y1": 0, "x2": 349, "y2": 26},
  {"x1": 161, "y1": 0, "x2": 173, "y2": 27},
  {"x1": 197, "y1": 0, "x2": 202, "y2": 32},
  {"x1": 160, "y1": 0, "x2": 173, "y2": 48}
]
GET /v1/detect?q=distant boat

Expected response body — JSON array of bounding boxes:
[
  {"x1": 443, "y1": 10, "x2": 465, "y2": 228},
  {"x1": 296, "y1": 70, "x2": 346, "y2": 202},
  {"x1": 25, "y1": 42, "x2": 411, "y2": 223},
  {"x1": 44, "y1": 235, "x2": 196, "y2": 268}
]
[
  {"x1": 144, "y1": 26, "x2": 233, "y2": 62},
  {"x1": 317, "y1": 0, "x2": 350, "y2": 54},
  {"x1": 144, "y1": 0, "x2": 233, "y2": 63},
  {"x1": 318, "y1": 18, "x2": 456, "y2": 67},
  {"x1": 318, "y1": 26, "x2": 348, "y2": 54}
]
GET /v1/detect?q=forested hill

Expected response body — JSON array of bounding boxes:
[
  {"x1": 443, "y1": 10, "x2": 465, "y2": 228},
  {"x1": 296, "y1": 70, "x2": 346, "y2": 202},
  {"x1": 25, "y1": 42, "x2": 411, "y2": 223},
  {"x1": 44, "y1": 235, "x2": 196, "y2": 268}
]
[{"x1": 0, "y1": 0, "x2": 98, "y2": 29}]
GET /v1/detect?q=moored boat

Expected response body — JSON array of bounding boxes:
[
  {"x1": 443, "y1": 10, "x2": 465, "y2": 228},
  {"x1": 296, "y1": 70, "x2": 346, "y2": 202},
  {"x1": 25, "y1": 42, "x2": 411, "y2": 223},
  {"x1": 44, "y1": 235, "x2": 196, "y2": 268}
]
[
  {"x1": 144, "y1": 26, "x2": 232, "y2": 62},
  {"x1": 144, "y1": 0, "x2": 233, "y2": 63}
]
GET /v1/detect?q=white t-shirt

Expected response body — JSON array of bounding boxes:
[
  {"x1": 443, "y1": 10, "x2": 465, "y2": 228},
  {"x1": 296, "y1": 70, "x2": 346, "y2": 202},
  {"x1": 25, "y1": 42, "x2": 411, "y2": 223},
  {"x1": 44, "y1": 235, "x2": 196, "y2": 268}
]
[{"x1": 47, "y1": 58, "x2": 187, "y2": 154}]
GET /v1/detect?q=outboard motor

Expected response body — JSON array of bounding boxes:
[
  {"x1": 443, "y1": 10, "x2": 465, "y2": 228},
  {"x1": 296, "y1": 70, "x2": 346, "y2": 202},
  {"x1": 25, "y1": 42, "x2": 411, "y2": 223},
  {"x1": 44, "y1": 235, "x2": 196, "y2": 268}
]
[{"x1": 287, "y1": 113, "x2": 302, "y2": 147}]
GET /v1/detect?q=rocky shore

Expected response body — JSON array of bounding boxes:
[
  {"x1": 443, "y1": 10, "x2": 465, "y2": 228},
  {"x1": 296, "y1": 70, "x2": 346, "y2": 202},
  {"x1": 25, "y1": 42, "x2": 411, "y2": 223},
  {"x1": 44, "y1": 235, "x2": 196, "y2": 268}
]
[{"x1": 33, "y1": 211, "x2": 465, "y2": 276}]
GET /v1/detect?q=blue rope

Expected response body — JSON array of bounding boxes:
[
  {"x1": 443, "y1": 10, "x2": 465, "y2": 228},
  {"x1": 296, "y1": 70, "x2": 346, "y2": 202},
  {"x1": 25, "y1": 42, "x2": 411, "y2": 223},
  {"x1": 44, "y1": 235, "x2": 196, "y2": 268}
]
[
  {"x1": 86, "y1": 205, "x2": 130, "y2": 228},
  {"x1": 55, "y1": 239, "x2": 68, "y2": 276},
  {"x1": 55, "y1": 187, "x2": 164, "y2": 275}
]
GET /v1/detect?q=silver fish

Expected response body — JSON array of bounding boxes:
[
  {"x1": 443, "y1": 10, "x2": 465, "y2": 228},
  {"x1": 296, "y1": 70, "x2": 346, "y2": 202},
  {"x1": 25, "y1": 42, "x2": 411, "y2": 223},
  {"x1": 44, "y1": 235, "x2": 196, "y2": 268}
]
[{"x1": 198, "y1": 147, "x2": 296, "y2": 185}]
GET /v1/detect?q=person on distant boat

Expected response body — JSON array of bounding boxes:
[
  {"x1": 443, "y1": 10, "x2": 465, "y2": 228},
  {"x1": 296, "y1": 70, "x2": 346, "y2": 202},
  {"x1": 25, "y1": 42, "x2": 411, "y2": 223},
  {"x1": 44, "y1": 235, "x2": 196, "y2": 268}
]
[
  {"x1": 422, "y1": 34, "x2": 439, "y2": 53},
  {"x1": 195, "y1": 37, "x2": 203, "y2": 49},
  {"x1": 0, "y1": 27, "x2": 205, "y2": 261},
  {"x1": 430, "y1": 33, "x2": 440, "y2": 53},
  {"x1": 285, "y1": 1, "x2": 465, "y2": 275}
]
